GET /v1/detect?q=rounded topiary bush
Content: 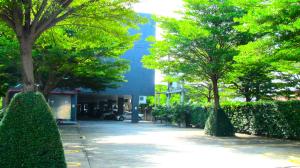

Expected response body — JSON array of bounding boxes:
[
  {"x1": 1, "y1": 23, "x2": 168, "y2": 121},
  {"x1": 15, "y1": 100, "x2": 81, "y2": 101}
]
[
  {"x1": 205, "y1": 108, "x2": 234, "y2": 137},
  {"x1": 0, "y1": 92, "x2": 66, "y2": 168}
]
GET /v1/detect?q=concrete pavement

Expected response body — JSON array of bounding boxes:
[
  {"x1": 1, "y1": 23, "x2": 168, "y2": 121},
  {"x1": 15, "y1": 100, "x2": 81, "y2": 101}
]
[
  {"x1": 59, "y1": 124, "x2": 91, "y2": 168},
  {"x1": 60, "y1": 121, "x2": 300, "y2": 168}
]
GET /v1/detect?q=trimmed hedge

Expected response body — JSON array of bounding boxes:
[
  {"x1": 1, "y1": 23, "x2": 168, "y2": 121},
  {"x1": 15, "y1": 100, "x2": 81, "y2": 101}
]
[
  {"x1": 224, "y1": 101, "x2": 300, "y2": 139},
  {"x1": 0, "y1": 92, "x2": 66, "y2": 168},
  {"x1": 152, "y1": 100, "x2": 300, "y2": 139}
]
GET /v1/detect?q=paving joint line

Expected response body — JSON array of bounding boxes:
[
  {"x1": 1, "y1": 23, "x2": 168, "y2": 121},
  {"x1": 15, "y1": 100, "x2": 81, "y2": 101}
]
[{"x1": 76, "y1": 123, "x2": 92, "y2": 168}]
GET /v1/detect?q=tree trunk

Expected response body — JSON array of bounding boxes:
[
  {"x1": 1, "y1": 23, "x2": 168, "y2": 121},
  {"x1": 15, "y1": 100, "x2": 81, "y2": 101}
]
[
  {"x1": 245, "y1": 96, "x2": 252, "y2": 102},
  {"x1": 244, "y1": 86, "x2": 251, "y2": 102},
  {"x1": 42, "y1": 83, "x2": 54, "y2": 100},
  {"x1": 207, "y1": 84, "x2": 212, "y2": 103},
  {"x1": 211, "y1": 75, "x2": 220, "y2": 112},
  {"x1": 20, "y1": 38, "x2": 35, "y2": 92},
  {"x1": 207, "y1": 96, "x2": 212, "y2": 103}
]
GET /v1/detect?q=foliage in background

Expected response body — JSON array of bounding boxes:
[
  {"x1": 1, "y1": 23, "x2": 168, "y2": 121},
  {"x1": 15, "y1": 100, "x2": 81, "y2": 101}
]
[
  {"x1": 0, "y1": 24, "x2": 21, "y2": 96},
  {"x1": 147, "y1": 84, "x2": 182, "y2": 106},
  {"x1": 227, "y1": 60, "x2": 274, "y2": 102},
  {"x1": 0, "y1": 92, "x2": 66, "y2": 167},
  {"x1": 185, "y1": 83, "x2": 213, "y2": 104},
  {"x1": 272, "y1": 73, "x2": 300, "y2": 100}
]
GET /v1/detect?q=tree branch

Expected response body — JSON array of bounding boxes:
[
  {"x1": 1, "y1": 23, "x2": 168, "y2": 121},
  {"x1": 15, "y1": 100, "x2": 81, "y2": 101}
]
[
  {"x1": 24, "y1": 0, "x2": 32, "y2": 31},
  {"x1": 34, "y1": 0, "x2": 93, "y2": 39},
  {"x1": 31, "y1": 0, "x2": 48, "y2": 30},
  {"x1": 0, "y1": 13, "x2": 15, "y2": 31}
]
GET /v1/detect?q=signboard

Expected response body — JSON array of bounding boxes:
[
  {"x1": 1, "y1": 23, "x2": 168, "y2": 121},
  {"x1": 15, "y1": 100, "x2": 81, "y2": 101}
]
[
  {"x1": 49, "y1": 95, "x2": 71, "y2": 120},
  {"x1": 139, "y1": 96, "x2": 147, "y2": 104}
]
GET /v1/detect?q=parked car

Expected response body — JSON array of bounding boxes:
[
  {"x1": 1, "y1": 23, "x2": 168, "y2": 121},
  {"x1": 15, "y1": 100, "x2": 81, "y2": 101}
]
[
  {"x1": 118, "y1": 111, "x2": 143, "y2": 121},
  {"x1": 102, "y1": 111, "x2": 117, "y2": 120}
]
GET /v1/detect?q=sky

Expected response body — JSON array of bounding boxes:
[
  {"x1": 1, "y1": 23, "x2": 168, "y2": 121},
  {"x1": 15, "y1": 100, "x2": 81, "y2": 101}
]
[
  {"x1": 133, "y1": 0, "x2": 183, "y2": 17},
  {"x1": 133, "y1": 0, "x2": 184, "y2": 84}
]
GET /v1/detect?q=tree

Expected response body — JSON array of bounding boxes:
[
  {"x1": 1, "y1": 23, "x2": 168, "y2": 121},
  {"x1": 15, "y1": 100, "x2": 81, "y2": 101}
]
[
  {"x1": 34, "y1": 47, "x2": 130, "y2": 98},
  {"x1": 33, "y1": 25, "x2": 133, "y2": 97},
  {"x1": 227, "y1": 49, "x2": 274, "y2": 102},
  {"x1": 230, "y1": 62, "x2": 273, "y2": 102},
  {"x1": 143, "y1": 0, "x2": 249, "y2": 111},
  {"x1": 232, "y1": 0, "x2": 300, "y2": 101},
  {"x1": 0, "y1": 0, "x2": 141, "y2": 91},
  {"x1": 235, "y1": 0, "x2": 300, "y2": 70},
  {"x1": 143, "y1": 0, "x2": 252, "y2": 136},
  {"x1": 0, "y1": 22, "x2": 133, "y2": 98}
]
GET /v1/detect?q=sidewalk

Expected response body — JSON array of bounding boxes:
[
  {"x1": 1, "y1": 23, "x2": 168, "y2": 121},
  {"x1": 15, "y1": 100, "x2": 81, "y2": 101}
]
[{"x1": 59, "y1": 124, "x2": 91, "y2": 168}]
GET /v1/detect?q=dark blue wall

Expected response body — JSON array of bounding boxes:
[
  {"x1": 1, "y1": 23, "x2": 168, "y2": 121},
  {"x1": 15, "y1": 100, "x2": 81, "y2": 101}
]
[{"x1": 99, "y1": 13, "x2": 155, "y2": 97}]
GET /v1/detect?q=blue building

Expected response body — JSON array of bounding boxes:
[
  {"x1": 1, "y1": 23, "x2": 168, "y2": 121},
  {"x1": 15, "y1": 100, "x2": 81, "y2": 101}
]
[{"x1": 44, "y1": 14, "x2": 156, "y2": 123}]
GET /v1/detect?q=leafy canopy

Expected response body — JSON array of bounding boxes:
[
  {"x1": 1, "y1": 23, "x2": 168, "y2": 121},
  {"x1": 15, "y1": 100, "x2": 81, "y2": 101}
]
[{"x1": 235, "y1": 0, "x2": 300, "y2": 71}]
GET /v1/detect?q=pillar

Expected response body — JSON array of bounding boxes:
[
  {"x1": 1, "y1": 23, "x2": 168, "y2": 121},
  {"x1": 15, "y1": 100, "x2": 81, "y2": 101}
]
[
  {"x1": 71, "y1": 94, "x2": 77, "y2": 121},
  {"x1": 118, "y1": 97, "x2": 124, "y2": 115},
  {"x1": 131, "y1": 95, "x2": 139, "y2": 123}
]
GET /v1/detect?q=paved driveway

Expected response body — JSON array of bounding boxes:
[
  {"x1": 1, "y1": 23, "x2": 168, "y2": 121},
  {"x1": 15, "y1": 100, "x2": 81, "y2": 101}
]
[{"x1": 61, "y1": 121, "x2": 300, "y2": 168}]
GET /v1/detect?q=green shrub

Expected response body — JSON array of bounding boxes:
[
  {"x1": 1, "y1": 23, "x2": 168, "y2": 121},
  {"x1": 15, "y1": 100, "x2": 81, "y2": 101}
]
[
  {"x1": 0, "y1": 92, "x2": 66, "y2": 168},
  {"x1": 172, "y1": 104, "x2": 190, "y2": 127},
  {"x1": 224, "y1": 101, "x2": 300, "y2": 139},
  {"x1": 152, "y1": 106, "x2": 174, "y2": 123},
  {"x1": 205, "y1": 108, "x2": 235, "y2": 137},
  {"x1": 153, "y1": 105, "x2": 208, "y2": 127},
  {"x1": 190, "y1": 106, "x2": 209, "y2": 128}
]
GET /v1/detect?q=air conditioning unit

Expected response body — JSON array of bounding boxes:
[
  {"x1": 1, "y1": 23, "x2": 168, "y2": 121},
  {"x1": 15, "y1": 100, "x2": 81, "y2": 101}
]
[{"x1": 139, "y1": 96, "x2": 147, "y2": 104}]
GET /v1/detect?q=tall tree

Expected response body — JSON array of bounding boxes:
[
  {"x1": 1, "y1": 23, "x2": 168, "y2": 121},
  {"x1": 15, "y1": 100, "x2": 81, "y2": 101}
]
[
  {"x1": 0, "y1": 21, "x2": 133, "y2": 98},
  {"x1": 232, "y1": 0, "x2": 300, "y2": 100},
  {"x1": 143, "y1": 0, "x2": 253, "y2": 136},
  {"x1": 227, "y1": 40, "x2": 274, "y2": 102},
  {"x1": 33, "y1": 24, "x2": 134, "y2": 97},
  {"x1": 143, "y1": 0, "x2": 249, "y2": 111},
  {"x1": 228, "y1": 61, "x2": 273, "y2": 102},
  {"x1": 0, "y1": 0, "x2": 141, "y2": 91},
  {"x1": 235, "y1": 0, "x2": 300, "y2": 70}
]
